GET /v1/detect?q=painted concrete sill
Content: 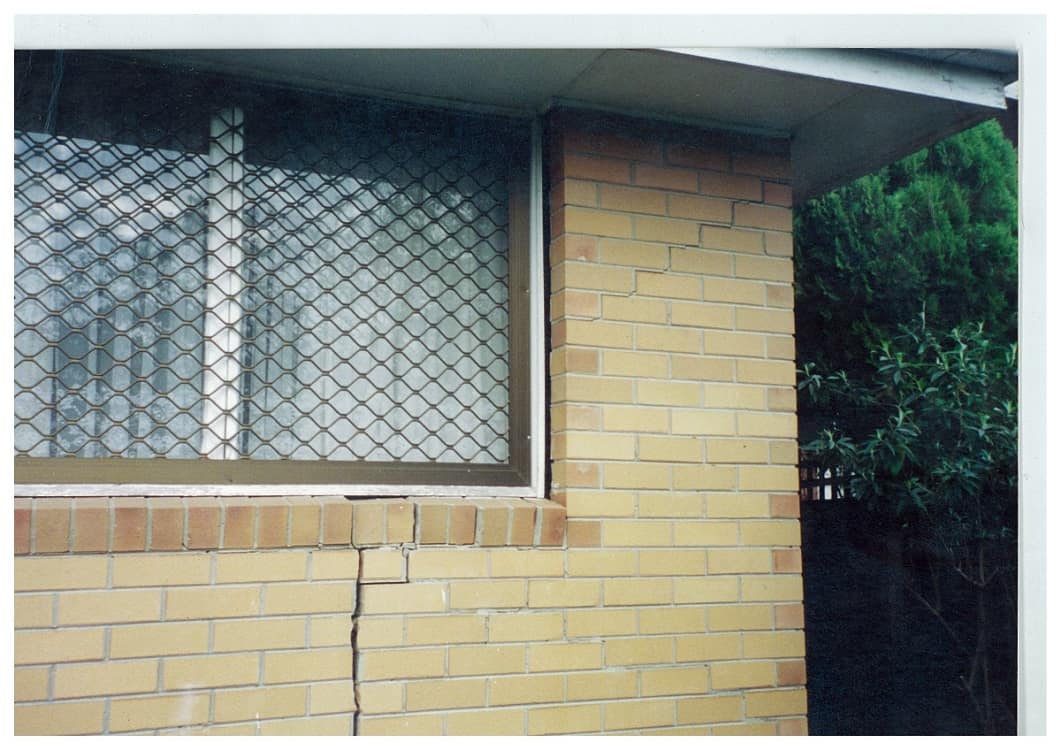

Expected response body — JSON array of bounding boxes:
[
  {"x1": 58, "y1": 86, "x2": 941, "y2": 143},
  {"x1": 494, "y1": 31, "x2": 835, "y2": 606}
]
[{"x1": 13, "y1": 496, "x2": 566, "y2": 556}]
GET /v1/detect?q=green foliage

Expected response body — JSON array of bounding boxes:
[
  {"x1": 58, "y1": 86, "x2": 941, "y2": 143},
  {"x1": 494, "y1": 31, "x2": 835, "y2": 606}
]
[
  {"x1": 799, "y1": 317, "x2": 1017, "y2": 545},
  {"x1": 794, "y1": 120, "x2": 1018, "y2": 435}
]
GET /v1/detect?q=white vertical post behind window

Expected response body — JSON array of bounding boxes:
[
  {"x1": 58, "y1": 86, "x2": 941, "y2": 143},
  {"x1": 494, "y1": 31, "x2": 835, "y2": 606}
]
[{"x1": 201, "y1": 108, "x2": 245, "y2": 459}]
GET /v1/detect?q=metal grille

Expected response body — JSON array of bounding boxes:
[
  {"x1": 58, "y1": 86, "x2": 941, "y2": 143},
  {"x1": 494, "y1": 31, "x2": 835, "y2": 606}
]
[{"x1": 14, "y1": 53, "x2": 517, "y2": 468}]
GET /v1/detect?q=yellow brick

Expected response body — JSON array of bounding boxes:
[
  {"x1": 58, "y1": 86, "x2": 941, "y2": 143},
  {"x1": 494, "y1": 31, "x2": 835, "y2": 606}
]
[
  {"x1": 263, "y1": 646, "x2": 352, "y2": 684},
  {"x1": 745, "y1": 688, "x2": 807, "y2": 717},
  {"x1": 529, "y1": 642, "x2": 602, "y2": 672},
  {"x1": 741, "y1": 575, "x2": 804, "y2": 602},
  {"x1": 737, "y1": 413, "x2": 798, "y2": 439},
  {"x1": 528, "y1": 703, "x2": 602, "y2": 735},
  {"x1": 601, "y1": 520, "x2": 672, "y2": 547},
  {"x1": 735, "y1": 308, "x2": 795, "y2": 335},
  {"x1": 15, "y1": 556, "x2": 108, "y2": 592},
  {"x1": 670, "y1": 355, "x2": 734, "y2": 383},
  {"x1": 765, "y1": 231, "x2": 794, "y2": 257},
  {"x1": 311, "y1": 614, "x2": 354, "y2": 647},
  {"x1": 567, "y1": 670, "x2": 638, "y2": 701},
  {"x1": 708, "y1": 549, "x2": 772, "y2": 574},
  {"x1": 449, "y1": 644, "x2": 526, "y2": 676},
  {"x1": 555, "y1": 374, "x2": 634, "y2": 404},
  {"x1": 259, "y1": 716, "x2": 352, "y2": 735},
  {"x1": 707, "y1": 493, "x2": 771, "y2": 518},
  {"x1": 489, "y1": 611, "x2": 566, "y2": 642},
  {"x1": 354, "y1": 616, "x2": 403, "y2": 648},
  {"x1": 490, "y1": 549, "x2": 565, "y2": 578},
  {"x1": 565, "y1": 206, "x2": 634, "y2": 238},
  {"x1": 708, "y1": 604, "x2": 774, "y2": 631},
  {"x1": 673, "y1": 465, "x2": 737, "y2": 491},
  {"x1": 55, "y1": 661, "x2": 159, "y2": 700},
  {"x1": 605, "y1": 636, "x2": 673, "y2": 666},
  {"x1": 735, "y1": 255, "x2": 793, "y2": 283},
  {"x1": 14, "y1": 667, "x2": 50, "y2": 701},
  {"x1": 355, "y1": 547, "x2": 402, "y2": 583},
  {"x1": 675, "y1": 694, "x2": 743, "y2": 725},
  {"x1": 359, "y1": 714, "x2": 444, "y2": 735},
  {"x1": 641, "y1": 666, "x2": 710, "y2": 696},
  {"x1": 112, "y1": 553, "x2": 211, "y2": 587},
  {"x1": 213, "y1": 685, "x2": 307, "y2": 723},
  {"x1": 564, "y1": 490, "x2": 637, "y2": 518},
  {"x1": 639, "y1": 606, "x2": 707, "y2": 635},
  {"x1": 16, "y1": 700, "x2": 106, "y2": 735},
  {"x1": 15, "y1": 628, "x2": 105, "y2": 665},
  {"x1": 702, "y1": 330, "x2": 765, "y2": 357},
  {"x1": 741, "y1": 520, "x2": 802, "y2": 546},
  {"x1": 601, "y1": 349, "x2": 668, "y2": 377},
  {"x1": 450, "y1": 580, "x2": 527, "y2": 609},
  {"x1": 670, "y1": 247, "x2": 733, "y2": 277},
  {"x1": 700, "y1": 225, "x2": 764, "y2": 254},
  {"x1": 636, "y1": 325, "x2": 702, "y2": 354},
  {"x1": 635, "y1": 215, "x2": 700, "y2": 245},
  {"x1": 165, "y1": 653, "x2": 260, "y2": 690},
  {"x1": 734, "y1": 203, "x2": 792, "y2": 232},
  {"x1": 552, "y1": 403, "x2": 602, "y2": 431},
  {"x1": 639, "y1": 549, "x2": 707, "y2": 576},
  {"x1": 705, "y1": 384, "x2": 766, "y2": 410},
  {"x1": 310, "y1": 548, "x2": 359, "y2": 580},
  {"x1": 743, "y1": 632, "x2": 806, "y2": 659},
  {"x1": 489, "y1": 674, "x2": 564, "y2": 706},
  {"x1": 527, "y1": 580, "x2": 601, "y2": 608},
  {"x1": 406, "y1": 549, "x2": 489, "y2": 580},
  {"x1": 601, "y1": 405, "x2": 669, "y2": 433},
  {"x1": 668, "y1": 193, "x2": 731, "y2": 223},
  {"x1": 670, "y1": 301, "x2": 734, "y2": 330},
  {"x1": 711, "y1": 721, "x2": 778, "y2": 735},
  {"x1": 15, "y1": 594, "x2": 53, "y2": 628},
  {"x1": 111, "y1": 622, "x2": 210, "y2": 658},
  {"x1": 58, "y1": 589, "x2": 162, "y2": 627},
  {"x1": 703, "y1": 277, "x2": 765, "y2": 305},
  {"x1": 358, "y1": 648, "x2": 445, "y2": 681},
  {"x1": 551, "y1": 289, "x2": 600, "y2": 321},
  {"x1": 671, "y1": 409, "x2": 735, "y2": 436},
  {"x1": 770, "y1": 438, "x2": 799, "y2": 465},
  {"x1": 599, "y1": 184, "x2": 667, "y2": 215},
  {"x1": 672, "y1": 520, "x2": 740, "y2": 546},
  {"x1": 308, "y1": 681, "x2": 356, "y2": 716},
  {"x1": 739, "y1": 465, "x2": 799, "y2": 491},
  {"x1": 212, "y1": 617, "x2": 306, "y2": 653},
  {"x1": 566, "y1": 607, "x2": 638, "y2": 638},
  {"x1": 557, "y1": 178, "x2": 599, "y2": 208},
  {"x1": 638, "y1": 492, "x2": 704, "y2": 518},
  {"x1": 639, "y1": 435, "x2": 703, "y2": 463},
  {"x1": 674, "y1": 577, "x2": 740, "y2": 604},
  {"x1": 406, "y1": 677, "x2": 486, "y2": 711},
  {"x1": 736, "y1": 359, "x2": 795, "y2": 386},
  {"x1": 674, "y1": 634, "x2": 743, "y2": 663},
  {"x1": 712, "y1": 661, "x2": 777, "y2": 690},
  {"x1": 447, "y1": 708, "x2": 527, "y2": 735},
  {"x1": 556, "y1": 262, "x2": 635, "y2": 293},
  {"x1": 263, "y1": 582, "x2": 353, "y2": 615},
  {"x1": 405, "y1": 614, "x2": 487, "y2": 645},
  {"x1": 635, "y1": 271, "x2": 701, "y2": 300},
  {"x1": 598, "y1": 238, "x2": 669, "y2": 269},
  {"x1": 563, "y1": 319, "x2": 635, "y2": 348},
  {"x1": 166, "y1": 585, "x2": 261, "y2": 621},
  {"x1": 603, "y1": 578, "x2": 672, "y2": 606},
  {"x1": 354, "y1": 681, "x2": 402, "y2": 714},
  {"x1": 603, "y1": 697, "x2": 676, "y2": 731},
  {"x1": 212, "y1": 551, "x2": 306, "y2": 583},
  {"x1": 559, "y1": 432, "x2": 637, "y2": 460},
  {"x1": 601, "y1": 463, "x2": 670, "y2": 490},
  {"x1": 707, "y1": 438, "x2": 770, "y2": 464},
  {"x1": 567, "y1": 549, "x2": 637, "y2": 577},
  {"x1": 358, "y1": 582, "x2": 447, "y2": 614}
]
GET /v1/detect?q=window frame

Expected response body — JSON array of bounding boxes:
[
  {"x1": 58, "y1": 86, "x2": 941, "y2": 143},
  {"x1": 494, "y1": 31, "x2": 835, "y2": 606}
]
[{"x1": 13, "y1": 54, "x2": 546, "y2": 498}]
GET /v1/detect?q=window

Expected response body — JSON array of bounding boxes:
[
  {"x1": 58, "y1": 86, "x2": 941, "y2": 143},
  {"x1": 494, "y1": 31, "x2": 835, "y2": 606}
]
[{"x1": 14, "y1": 52, "x2": 542, "y2": 493}]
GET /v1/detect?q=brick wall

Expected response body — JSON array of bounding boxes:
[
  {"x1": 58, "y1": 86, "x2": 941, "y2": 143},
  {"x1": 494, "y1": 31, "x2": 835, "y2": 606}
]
[{"x1": 13, "y1": 109, "x2": 806, "y2": 736}]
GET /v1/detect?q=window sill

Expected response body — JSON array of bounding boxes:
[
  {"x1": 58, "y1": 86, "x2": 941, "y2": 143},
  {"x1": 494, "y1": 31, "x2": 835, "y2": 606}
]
[{"x1": 13, "y1": 495, "x2": 566, "y2": 555}]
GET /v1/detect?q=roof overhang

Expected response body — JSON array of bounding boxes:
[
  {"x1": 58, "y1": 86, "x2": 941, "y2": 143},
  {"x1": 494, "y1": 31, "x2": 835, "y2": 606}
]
[{"x1": 14, "y1": 19, "x2": 1018, "y2": 203}]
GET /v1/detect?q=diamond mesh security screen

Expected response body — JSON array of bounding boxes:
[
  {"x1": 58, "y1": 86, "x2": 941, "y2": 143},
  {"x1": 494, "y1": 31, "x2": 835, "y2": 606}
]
[{"x1": 14, "y1": 53, "x2": 524, "y2": 474}]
